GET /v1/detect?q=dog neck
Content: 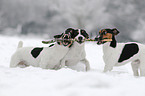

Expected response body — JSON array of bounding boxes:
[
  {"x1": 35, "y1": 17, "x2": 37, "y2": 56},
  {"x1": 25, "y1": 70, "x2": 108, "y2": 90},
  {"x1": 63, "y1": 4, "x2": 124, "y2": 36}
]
[{"x1": 73, "y1": 41, "x2": 85, "y2": 48}]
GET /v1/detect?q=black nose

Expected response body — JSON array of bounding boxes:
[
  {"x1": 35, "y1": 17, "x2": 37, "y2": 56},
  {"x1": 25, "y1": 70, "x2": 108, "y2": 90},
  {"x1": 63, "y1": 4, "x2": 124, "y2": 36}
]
[
  {"x1": 64, "y1": 35, "x2": 69, "y2": 39},
  {"x1": 78, "y1": 36, "x2": 83, "y2": 41}
]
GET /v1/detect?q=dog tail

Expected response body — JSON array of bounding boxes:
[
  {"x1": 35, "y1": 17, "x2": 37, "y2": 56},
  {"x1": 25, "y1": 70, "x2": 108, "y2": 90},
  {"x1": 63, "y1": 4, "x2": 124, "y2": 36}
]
[{"x1": 17, "y1": 41, "x2": 23, "y2": 49}]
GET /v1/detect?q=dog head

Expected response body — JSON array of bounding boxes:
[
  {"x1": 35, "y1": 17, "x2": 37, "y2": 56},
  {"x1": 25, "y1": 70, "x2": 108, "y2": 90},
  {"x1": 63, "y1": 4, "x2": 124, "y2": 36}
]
[
  {"x1": 96, "y1": 28, "x2": 119, "y2": 45},
  {"x1": 54, "y1": 28, "x2": 75, "y2": 47},
  {"x1": 72, "y1": 29, "x2": 89, "y2": 44}
]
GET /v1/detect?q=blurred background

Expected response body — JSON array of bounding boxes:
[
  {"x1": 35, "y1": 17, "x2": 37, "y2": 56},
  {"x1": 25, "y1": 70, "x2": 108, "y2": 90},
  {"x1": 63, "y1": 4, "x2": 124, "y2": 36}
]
[{"x1": 0, "y1": 0, "x2": 145, "y2": 42}]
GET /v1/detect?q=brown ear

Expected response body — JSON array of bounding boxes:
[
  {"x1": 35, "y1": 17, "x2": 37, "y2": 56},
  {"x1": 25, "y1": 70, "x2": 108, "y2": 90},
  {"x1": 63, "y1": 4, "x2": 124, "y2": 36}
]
[{"x1": 112, "y1": 28, "x2": 119, "y2": 35}]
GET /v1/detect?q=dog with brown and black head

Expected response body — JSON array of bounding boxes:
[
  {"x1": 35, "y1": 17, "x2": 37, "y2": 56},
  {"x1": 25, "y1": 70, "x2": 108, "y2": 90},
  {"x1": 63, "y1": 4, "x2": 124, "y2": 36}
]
[
  {"x1": 60, "y1": 29, "x2": 90, "y2": 71},
  {"x1": 96, "y1": 28, "x2": 145, "y2": 76},
  {"x1": 10, "y1": 28, "x2": 75, "y2": 70}
]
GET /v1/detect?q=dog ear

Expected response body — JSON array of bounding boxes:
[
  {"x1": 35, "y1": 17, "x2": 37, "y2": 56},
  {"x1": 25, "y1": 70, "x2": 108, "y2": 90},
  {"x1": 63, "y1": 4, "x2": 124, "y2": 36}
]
[
  {"x1": 82, "y1": 29, "x2": 89, "y2": 39},
  {"x1": 112, "y1": 28, "x2": 120, "y2": 35},
  {"x1": 54, "y1": 33, "x2": 63, "y2": 39},
  {"x1": 71, "y1": 29, "x2": 78, "y2": 39},
  {"x1": 65, "y1": 28, "x2": 74, "y2": 34},
  {"x1": 65, "y1": 28, "x2": 76, "y2": 39}
]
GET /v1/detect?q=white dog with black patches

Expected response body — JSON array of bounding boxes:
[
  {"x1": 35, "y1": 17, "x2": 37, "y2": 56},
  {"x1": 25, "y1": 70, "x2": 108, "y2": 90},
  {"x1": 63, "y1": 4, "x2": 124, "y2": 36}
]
[
  {"x1": 60, "y1": 29, "x2": 90, "y2": 71},
  {"x1": 10, "y1": 28, "x2": 75, "y2": 69},
  {"x1": 96, "y1": 28, "x2": 145, "y2": 76}
]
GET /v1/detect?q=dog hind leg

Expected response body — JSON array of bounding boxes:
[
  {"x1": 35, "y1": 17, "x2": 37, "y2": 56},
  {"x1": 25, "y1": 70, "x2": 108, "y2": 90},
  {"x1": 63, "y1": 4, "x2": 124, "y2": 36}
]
[
  {"x1": 10, "y1": 60, "x2": 20, "y2": 68},
  {"x1": 131, "y1": 59, "x2": 140, "y2": 76},
  {"x1": 10, "y1": 55, "x2": 29, "y2": 68},
  {"x1": 10, "y1": 54, "x2": 21, "y2": 68},
  {"x1": 17, "y1": 61, "x2": 29, "y2": 68}
]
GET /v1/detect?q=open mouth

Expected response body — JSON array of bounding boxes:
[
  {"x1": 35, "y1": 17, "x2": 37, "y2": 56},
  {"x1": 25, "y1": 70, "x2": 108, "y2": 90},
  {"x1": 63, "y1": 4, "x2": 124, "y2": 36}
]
[
  {"x1": 97, "y1": 38, "x2": 112, "y2": 45},
  {"x1": 62, "y1": 35, "x2": 73, "y2": 46},
  {"x1": 63, "y1": 40, "x2": 69, "y2": 45},
  {"x1": 62, "y1": 34, "x2": 71, "y2": 45}
]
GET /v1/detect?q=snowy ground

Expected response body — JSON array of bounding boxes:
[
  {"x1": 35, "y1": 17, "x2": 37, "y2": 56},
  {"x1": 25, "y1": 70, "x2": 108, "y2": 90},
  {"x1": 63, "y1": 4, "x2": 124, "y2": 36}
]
[{"x1": 0, "y1": 35, "x2": 145, "y2": 96}]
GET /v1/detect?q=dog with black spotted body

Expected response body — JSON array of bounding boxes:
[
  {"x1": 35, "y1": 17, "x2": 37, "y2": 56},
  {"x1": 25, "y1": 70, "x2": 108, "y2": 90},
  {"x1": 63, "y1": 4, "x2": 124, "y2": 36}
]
[
  {"x1": 10, "y1": 28, "x2": 75, "y2": 70},
  {"x1": 96, "y1": 28, "x2": 145, "y2": 76},
  {"x1": 60, "y1": 29, "x2": 90, "y2": 71}
]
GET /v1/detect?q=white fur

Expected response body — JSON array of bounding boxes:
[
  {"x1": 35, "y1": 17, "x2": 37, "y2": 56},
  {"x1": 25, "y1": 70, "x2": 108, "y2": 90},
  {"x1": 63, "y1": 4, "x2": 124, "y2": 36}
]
[
  {"x1": 103, "y1": 42, "x2": 145, "y2": 76},
  {"x1": 10, "y1": 41, "x2": 69, "y2": 69}
]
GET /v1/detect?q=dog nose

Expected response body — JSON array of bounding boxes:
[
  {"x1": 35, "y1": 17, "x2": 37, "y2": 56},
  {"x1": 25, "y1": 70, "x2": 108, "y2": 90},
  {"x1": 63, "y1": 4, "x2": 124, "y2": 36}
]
[
  {"x1": 64, "y1": 35, "x2": 69, "y2": 39},
  {"x1": 78, "y1": 36, "x2": 83, "y2": 41}
]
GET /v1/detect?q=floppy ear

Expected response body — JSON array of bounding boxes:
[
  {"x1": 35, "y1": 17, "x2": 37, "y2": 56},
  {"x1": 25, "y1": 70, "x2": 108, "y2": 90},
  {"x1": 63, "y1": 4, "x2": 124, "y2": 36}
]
[
  {"x1": 82, "y1": 30, "x2": 89, "y2": 39},
  {"x1": 54, "y1": 33, "x2": 63, "y2": 39},
  {"x1": 112, "y1": 28, "x2": 120, "y2": 35},
  {"x1": 65, "y1": 28, "x2": 74, "y2": 33},
  {"x1": 71, "y1": 29, "x2": 78, "y2": 39}
]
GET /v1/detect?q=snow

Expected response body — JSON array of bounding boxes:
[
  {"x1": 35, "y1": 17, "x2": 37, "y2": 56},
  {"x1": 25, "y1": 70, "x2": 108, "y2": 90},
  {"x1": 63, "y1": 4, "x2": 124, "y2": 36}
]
[{"x1": 0, "y1": 35, "x2": 145, "y2": 96}]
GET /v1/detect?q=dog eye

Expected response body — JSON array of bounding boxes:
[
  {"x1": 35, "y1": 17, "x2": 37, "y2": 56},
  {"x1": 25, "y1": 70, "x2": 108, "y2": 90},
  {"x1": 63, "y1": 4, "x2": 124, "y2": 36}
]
[{"x1": 104, "y1": 31, "x2": 107, "y2": 35}]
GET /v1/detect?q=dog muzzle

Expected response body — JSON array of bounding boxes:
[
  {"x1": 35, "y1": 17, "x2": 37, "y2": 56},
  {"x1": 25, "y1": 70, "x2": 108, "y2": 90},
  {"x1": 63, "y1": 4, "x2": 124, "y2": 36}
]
[
  {"x1": 75, "y1": 36, "x2": 86, "y2": 44},
  {"x1": 96, "y1": 36, "x2": 112, "y2": 45}
]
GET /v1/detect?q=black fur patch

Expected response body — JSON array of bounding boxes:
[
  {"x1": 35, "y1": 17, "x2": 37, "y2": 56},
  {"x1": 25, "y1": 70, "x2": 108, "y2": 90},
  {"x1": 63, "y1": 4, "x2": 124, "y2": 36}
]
[
  {"x1": 110, "y1": 36, "x2": 117, "y2": 48},
  {"x1": 31, "y1": 47, "x2": 43, "y2": 58},
  {"x1": 118, "y1": 43, "x2": 139, "y2": 63},
  {"x1": 49, "y1": 44, "x2": 55, "y2": 47}
]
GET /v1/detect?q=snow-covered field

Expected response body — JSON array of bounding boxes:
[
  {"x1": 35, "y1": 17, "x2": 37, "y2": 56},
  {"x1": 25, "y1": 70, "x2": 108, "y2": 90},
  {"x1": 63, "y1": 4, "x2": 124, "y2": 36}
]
[{"x1": 0, "y1": 35, "x2": 145, "y2": 96}]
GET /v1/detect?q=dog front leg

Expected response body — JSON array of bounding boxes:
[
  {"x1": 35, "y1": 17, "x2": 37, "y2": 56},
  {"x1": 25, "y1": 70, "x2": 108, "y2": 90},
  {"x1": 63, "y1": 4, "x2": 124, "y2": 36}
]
[
  {"x1": 103, "y1": 63, "x2": 114, "y2": 72},
  {"x1": 81, "y1": 58, "x2": 90, "y2": 71},
  {"x1": 53, "y1": 65, "x2": 61, "y2": 70},
  {"x1": 103, "y1": 56, "x2": 114, "y2": 72},
  {"x1": 53, "y1": 60, "x2": 65, "y2": 70},
  {"x1": 60, "y1": 59, "x2": 66, "y2": 68}
]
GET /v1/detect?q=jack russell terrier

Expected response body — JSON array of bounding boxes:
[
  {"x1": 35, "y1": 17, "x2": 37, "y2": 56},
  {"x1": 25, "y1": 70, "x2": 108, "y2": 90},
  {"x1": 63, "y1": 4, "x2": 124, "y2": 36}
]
[
  {"x1": 10, "y1": 28, "x2": 75, "y2": 69},
  {"x1": 96, "y1": 28, "x2": 145, "y2": 76},
  {"x1": 59, "y1": 29, "x2": 90, "y2": 71}
]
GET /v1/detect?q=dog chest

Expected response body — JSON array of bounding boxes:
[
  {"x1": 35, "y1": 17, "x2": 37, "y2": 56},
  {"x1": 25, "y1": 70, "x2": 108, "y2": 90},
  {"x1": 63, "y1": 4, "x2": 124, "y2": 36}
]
[
  {"x1": 68, "y1": 43, "x2": 84, "y2": 58},
  {"x1": 103, "y1": 42, "x2": 127, "y2": 64}
]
